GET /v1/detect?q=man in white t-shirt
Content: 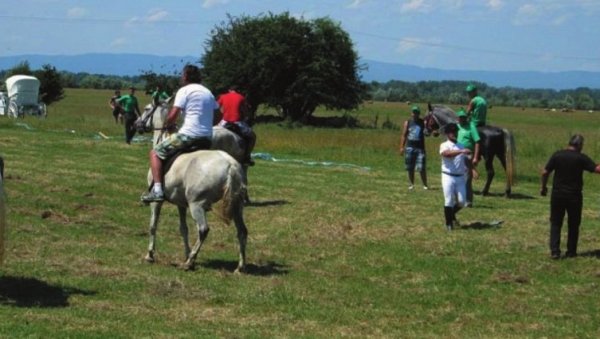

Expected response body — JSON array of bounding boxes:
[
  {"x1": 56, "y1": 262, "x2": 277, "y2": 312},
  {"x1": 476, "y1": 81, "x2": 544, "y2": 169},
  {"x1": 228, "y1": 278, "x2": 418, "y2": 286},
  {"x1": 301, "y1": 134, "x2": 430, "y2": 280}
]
[
  {"x1": 142, "y1": 65, "x2": 218, "y2": 203},
  {"x1": 439, "y1": 123, "x2": 471, "y2": 230}
]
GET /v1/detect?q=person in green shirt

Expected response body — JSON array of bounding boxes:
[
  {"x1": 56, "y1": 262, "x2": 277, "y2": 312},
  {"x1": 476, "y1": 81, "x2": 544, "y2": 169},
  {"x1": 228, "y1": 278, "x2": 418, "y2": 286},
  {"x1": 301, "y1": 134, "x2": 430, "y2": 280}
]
[
  {"x1": 466, "y1": 84, "x2": 487, "y2": 127},
  {"x1": 151, "y1": 85, "x2": 170, "y2": 106},
  {"x1": 116, "y1": 87, "x2": 141, "y2": 144},
  {"x1": 457, "y1": 108, "x2": 480, "y2": 206}
]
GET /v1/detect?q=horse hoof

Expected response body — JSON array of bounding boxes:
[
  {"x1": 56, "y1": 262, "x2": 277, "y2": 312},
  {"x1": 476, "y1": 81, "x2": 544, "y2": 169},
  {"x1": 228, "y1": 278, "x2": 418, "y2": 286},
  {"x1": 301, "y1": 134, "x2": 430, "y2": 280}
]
[
  {"x1": 144, "y1": 254, "x2": 155, "y2": 263},
  {"x1": 234, "y1": 266, "x2": 246, "y2": 275},
  {"x1": 182, "y1": 262, "x2": 195, "y2": 271}
]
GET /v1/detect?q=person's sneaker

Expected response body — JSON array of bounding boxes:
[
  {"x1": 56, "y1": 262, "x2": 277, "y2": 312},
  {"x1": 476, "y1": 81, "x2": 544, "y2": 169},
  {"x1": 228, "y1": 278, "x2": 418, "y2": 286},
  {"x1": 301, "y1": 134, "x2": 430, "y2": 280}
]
[
  {"x1": 550, "y1": 253, "x2": 561, "y2": 260},
  {"x1": 141, "y1": 191, "x2": 164, "y2": 203},
  {"x1": 446, "y1": 224, "x2": 453, "y2": 231},
  {"x1": 423, "y1": 186, "x2": 429, "y2": 190},
  {"x1": 408, "y1": 185, "x2": 414, "y2": 190}
]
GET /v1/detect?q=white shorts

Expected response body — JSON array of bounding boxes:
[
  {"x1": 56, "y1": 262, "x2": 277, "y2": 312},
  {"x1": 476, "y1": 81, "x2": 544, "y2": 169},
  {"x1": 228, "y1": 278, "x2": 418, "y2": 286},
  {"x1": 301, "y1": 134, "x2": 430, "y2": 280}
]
[{"x1": 441, "y1": 172, "x2": 467, "y2": 207}]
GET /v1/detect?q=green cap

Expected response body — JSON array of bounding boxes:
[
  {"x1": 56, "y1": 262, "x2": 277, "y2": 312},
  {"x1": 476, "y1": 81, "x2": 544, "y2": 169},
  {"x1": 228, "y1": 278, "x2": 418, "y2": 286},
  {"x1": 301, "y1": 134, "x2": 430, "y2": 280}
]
[
  {"x1": 466, "y1": 84, "x2": 477, "y2": 92},
  {"x1": 456, "y1": 108, "x2": 467, "y2": 117},
  {"x1": 411, "y1": 105, "x2": 421, "y2": 114}
]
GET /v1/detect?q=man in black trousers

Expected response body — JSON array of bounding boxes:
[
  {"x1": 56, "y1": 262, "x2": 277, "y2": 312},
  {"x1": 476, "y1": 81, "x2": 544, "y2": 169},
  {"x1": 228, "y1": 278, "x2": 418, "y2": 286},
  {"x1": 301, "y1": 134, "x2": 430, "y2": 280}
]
[{"x1": 541, "y1": 134, "x2": 600, "y2": 259}]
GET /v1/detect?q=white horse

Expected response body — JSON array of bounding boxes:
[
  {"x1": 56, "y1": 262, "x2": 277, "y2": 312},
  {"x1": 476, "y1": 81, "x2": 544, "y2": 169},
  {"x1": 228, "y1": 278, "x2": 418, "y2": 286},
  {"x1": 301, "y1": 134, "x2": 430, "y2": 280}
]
[
  {"x1": 140, "y1": 105, "x2": 248, "y2": 272},
  {"x1": 137, "y1": 103, "x2": 251, "y2": 203}
]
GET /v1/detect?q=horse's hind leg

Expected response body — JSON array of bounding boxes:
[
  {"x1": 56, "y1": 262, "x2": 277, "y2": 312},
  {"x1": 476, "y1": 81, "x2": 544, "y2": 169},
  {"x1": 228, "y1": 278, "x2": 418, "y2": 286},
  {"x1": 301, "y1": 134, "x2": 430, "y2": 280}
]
[
  {"x1": 497, "y1": 152, "x2": 511, "y2": 196},
  {"x1": 232, "y1": 204, "x2": 248, "y2": 274},
  {"x1": 242, "y1": 165, "x2": 250, "y2": 205},
  {"x1": 145, "y1": 202, "x2": 163, "y2": 263},
  {"x1": 183, "y1": 203, "x2": 210, "y2": 270},
  {"x1": 178, "y1": 206, "x2": 191, "y2": 259},
  {"x1": 482, "y1": 155, "x2": 495, "y2": 196}
]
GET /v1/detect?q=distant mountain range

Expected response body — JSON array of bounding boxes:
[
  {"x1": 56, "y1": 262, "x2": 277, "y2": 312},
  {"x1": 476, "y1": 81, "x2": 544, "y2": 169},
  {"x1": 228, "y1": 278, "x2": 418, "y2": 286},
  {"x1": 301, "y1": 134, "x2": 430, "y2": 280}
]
[{"x1": 1, "y1": 53, "x2": 599, "y2": 90}]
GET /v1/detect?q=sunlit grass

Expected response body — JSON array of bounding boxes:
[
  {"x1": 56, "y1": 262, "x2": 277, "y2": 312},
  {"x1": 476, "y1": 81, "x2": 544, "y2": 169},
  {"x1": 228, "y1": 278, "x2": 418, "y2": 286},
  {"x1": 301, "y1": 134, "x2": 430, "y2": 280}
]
[{"x1": 1, "y1": 89, "x2": 600, "y2": 336}]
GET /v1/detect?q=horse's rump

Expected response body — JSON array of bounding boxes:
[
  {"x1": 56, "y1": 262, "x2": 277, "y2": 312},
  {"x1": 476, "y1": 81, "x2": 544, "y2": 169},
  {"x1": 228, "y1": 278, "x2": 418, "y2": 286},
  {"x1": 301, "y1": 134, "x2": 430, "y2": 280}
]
[{"x1": 165, "y1": 150, "x2": 243, "y2": 202}]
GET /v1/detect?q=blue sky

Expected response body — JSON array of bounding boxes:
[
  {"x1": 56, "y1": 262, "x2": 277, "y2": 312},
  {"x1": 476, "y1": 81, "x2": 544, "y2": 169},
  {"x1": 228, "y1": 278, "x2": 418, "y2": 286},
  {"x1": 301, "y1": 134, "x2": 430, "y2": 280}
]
[{"x1": 1, "y1": 0, "x2": 599, "y2": 72}]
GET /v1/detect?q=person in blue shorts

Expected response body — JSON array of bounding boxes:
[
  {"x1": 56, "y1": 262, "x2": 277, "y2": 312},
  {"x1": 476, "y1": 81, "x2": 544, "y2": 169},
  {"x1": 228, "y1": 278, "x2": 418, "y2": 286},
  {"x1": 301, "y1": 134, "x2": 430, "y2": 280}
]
[{"x1": 399, "y1": 105, "x2": 428, "y2": 190}]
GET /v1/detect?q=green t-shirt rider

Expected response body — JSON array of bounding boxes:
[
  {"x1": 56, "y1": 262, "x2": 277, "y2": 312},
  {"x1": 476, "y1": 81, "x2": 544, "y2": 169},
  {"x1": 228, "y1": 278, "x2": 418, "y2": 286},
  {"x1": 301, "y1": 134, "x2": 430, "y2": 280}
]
[{"x1": 466, "y1": 84, "x2": 487, "y2": 127}]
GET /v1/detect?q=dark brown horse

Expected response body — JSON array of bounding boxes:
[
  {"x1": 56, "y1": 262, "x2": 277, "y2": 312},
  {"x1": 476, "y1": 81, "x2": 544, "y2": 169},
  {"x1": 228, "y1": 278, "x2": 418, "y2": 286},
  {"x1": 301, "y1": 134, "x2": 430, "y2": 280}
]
[{"x1": 424, "y1": 104, "x2": 516, "y2": 197}]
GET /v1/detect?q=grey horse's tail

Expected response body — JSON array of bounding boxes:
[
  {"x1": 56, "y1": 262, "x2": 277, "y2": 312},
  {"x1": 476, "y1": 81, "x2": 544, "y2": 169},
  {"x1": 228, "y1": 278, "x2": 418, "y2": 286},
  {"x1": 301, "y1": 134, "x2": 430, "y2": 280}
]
[
  {"x1": 503, "y1": 128, "x2": 516, "y2": 188},
  {"x1": 215, "y1": 161, "x2": 246, "y2": 224}
]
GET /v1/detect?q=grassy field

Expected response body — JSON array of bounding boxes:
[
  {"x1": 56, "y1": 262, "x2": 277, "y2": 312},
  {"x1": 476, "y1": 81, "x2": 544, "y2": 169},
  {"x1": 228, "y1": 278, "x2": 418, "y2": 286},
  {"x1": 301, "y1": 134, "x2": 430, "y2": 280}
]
[{"x1": 1, "y1": 88, "x2": 600, "y2": 337}]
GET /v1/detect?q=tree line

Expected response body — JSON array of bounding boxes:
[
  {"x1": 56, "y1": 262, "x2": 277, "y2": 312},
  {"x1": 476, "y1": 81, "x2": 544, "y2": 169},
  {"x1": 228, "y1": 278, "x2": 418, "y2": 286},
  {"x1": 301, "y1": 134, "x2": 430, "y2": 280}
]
[{"x1": 366, "y1": 80, "x2": 599, "y2": 111}]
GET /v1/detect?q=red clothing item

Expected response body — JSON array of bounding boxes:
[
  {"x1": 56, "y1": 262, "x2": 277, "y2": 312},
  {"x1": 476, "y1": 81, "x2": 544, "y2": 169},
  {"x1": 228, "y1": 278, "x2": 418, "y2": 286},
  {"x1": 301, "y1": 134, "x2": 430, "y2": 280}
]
[{"x1": 218, "y1": 91, "x2": 245, "y2": 122}]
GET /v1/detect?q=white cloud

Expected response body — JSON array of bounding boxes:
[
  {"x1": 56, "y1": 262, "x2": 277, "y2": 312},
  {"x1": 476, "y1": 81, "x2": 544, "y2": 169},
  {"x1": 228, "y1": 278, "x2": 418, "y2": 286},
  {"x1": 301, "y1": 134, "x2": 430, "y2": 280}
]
[
  {"x1": 110, "y1": 37, "x2": 127, "y2": 48},
  {"x1": 67, "y1": 7, "x2": 87, "y2": 18},
  {"x1": 146, "y1": 9, "x2": 168, "y2": 22},
  {"x1": 513, "y1": 4, "x2": 541, "y2": 25},
  {"x1": 396, "y1": 37, "x2": 441, "y2": 54},
  {"x1": 552, "y1": 14, "x2": 569, "y2": 26},
  {"x1": 400, "y1": 0, "x2": 432, "y2": 14},
  {"x1": 347, "y1": 0, "x2": 367, "y2": 9},
  {"x1": 487, "y1": 0, "x2": 504, "y2": 11},
  {"x1": 203, "y1": 0, "x2": 229, "y2": 9}
]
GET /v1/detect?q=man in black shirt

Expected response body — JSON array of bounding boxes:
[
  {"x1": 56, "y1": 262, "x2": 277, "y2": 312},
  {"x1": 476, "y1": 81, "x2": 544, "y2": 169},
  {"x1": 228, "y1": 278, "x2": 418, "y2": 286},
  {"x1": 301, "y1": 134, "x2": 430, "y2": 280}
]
[{"x1": 541, "y1": 134, "x2": 600, "y2": 259}]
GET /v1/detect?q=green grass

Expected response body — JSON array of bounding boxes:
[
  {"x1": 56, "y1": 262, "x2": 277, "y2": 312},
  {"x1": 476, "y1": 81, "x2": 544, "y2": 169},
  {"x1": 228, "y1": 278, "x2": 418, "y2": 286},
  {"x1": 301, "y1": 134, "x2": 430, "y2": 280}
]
[{"x1": 1, "y1": 89, "x2": 600, "y2": 337}]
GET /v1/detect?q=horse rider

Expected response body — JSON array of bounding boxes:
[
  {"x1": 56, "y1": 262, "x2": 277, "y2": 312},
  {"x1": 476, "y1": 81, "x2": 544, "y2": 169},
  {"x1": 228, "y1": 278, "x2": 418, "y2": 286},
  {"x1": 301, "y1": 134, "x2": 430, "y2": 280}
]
[
  {"x1": 456, "y1": 108, "x2": 481, "y2": 207},
  {"x1": 440, "y1": 123, "x2": 471, "y2": 231},
  {"x1": 465, "y1": 84, "x2": 487, "y2": 127},
  {"x1": 141, "y1": 64, "x2": 218, "y2": 203},
  {"x1": 217, "y1": 85, "x2": 256, "y2": 166}
]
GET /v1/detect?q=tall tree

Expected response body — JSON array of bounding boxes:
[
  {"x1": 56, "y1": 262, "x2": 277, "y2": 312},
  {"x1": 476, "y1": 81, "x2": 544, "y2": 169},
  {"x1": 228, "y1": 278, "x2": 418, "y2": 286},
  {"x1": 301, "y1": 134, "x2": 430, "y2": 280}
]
[
  {"x1": 34, "y1": 64, "x2": 64, "y2": 105},
  {"x1": 202, "y1": 13, "x2": 365, "y2": 122}
]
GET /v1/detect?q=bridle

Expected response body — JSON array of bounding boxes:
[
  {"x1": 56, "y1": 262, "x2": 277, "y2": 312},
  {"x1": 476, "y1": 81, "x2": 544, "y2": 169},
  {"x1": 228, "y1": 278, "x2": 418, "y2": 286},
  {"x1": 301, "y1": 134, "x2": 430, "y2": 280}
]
[{"x1": 137, "y1": 103, "x2": 175, "y2": 145}]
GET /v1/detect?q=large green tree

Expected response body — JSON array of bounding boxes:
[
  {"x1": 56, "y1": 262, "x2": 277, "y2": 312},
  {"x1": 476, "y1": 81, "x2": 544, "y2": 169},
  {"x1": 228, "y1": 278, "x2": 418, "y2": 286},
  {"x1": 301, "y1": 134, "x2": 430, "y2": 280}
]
[
  {"x1": 34, "y1": 64, "x2": 64, "y2": 105},
  {"x1": 202, "y1": 13, "x2": 365, "y2": 122}
]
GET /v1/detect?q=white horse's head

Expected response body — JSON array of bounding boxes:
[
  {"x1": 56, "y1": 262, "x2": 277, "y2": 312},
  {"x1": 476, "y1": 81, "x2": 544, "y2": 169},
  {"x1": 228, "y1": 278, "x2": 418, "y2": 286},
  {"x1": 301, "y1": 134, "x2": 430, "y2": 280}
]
[{"x1": 134, "y1": 103, "x2": 170, "y2": 144}]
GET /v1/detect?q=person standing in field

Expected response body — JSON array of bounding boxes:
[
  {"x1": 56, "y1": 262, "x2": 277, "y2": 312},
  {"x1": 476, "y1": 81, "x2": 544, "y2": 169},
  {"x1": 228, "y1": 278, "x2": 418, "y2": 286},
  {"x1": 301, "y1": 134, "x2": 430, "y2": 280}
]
[
  {"x1": 217, "y1": 86, "x2": 256, "y2": 166},
  {"x1": 116, "y1": 87, "x2": 141, "y2": 144},
  {"x1": 465, "y1": 84, "x2": 487, "y2": 127},
  {"x1": 456, "y1": 108, "x2": 480, "y2": 206},
  {"x1": 440, "y1": 123, "x2": 471, "y2": 231},
  {"x1": 109, "y1": 89, "x2": 123, "y2": 124},
  {"x1": 540, "y1": 134, "x2": 600, "y2": 259},
  {"x1": 141, "y1": 64, "x2": 218, "y2": 203},
  {"x1": 399, "y1": 105, "x2": 428, "y2": 190}
]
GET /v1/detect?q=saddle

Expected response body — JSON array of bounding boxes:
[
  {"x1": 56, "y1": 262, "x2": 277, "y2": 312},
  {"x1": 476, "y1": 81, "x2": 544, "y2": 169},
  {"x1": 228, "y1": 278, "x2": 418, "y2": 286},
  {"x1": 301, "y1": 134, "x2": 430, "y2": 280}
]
[
  {"x1": 221, "y1": 121, "x2": 244, "y2": 138},
  {"x1": 163, "y1": 138, "x2": 212, "y2": 174},
  {"x1": 147, "y1": 138, "x2": 212, "y2": 193}
]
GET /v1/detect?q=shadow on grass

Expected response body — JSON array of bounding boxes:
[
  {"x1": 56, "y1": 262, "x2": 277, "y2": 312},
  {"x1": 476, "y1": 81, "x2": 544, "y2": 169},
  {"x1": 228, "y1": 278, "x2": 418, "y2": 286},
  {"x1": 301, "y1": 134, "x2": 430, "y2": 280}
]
[
  {"x1": 0, "y1": 276, "x2": 96, "y2": 308},
  {"x1": 579, "y1": 250, "x2": 600, "y2": 258},
  {"x1": 475, "y1": 191, "x2": 535, "y2": 200},
  {"x1": 200, "y1": 259, "x2": 289, "y2": 276},
  {"x1": 246, "y1": 200, "x2": 289, "y2": 207},
  {"x1": 460, "y1": 221, "x2": 503, "y2": 230}
]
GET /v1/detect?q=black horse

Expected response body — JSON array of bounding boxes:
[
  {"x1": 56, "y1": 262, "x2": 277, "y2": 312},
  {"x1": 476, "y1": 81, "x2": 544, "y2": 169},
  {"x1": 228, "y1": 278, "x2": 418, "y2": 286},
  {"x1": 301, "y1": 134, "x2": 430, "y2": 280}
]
[{"x1": 423, "y1": 104, "x2": 516, "y2": 197}]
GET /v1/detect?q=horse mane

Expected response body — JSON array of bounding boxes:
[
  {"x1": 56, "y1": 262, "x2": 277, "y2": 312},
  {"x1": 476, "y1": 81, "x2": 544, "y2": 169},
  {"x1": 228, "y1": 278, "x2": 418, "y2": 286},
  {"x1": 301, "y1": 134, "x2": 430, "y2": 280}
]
[{"x1": 431, "y1": 105, "x2": 458, "y2": 127}]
